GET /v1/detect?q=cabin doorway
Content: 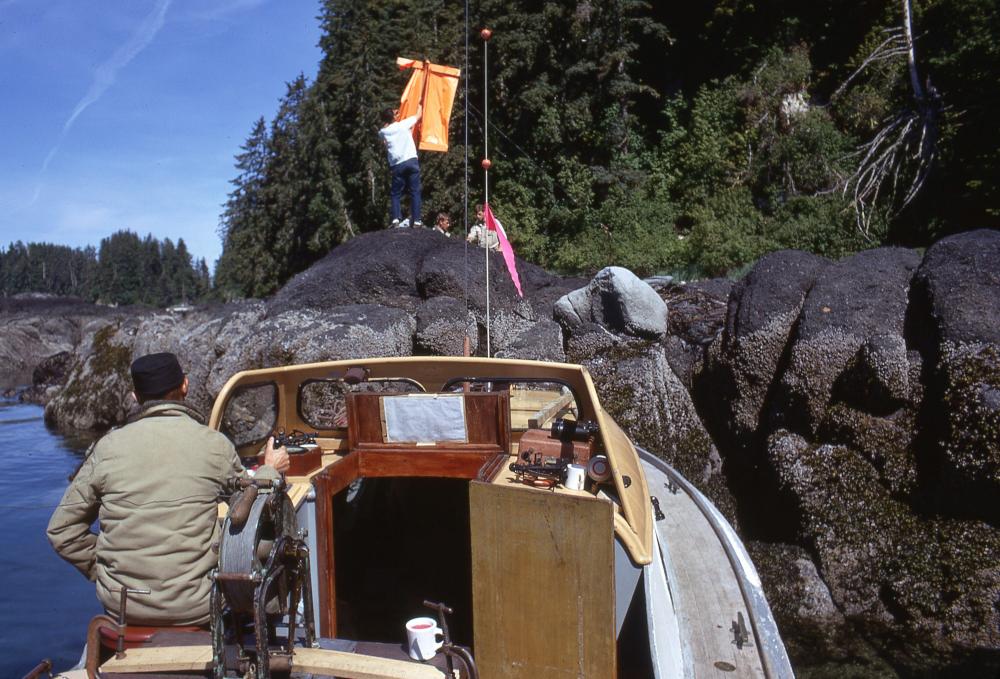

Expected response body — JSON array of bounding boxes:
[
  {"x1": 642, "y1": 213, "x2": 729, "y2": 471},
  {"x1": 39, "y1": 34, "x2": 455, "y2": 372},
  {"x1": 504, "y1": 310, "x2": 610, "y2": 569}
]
[{"x1": 331, "y1": 477, "x2": 474, "y2": 648}]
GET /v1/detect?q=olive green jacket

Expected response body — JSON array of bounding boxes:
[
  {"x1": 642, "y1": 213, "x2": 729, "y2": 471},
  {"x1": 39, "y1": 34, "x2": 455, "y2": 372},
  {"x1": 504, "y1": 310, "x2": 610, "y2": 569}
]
[{"x1": 47, "y1": 402, "x2": 245, "y2": 625}]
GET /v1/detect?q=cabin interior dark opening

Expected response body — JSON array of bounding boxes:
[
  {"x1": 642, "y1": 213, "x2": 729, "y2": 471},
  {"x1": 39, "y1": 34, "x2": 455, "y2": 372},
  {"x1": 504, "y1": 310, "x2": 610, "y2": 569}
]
[{"x1": 332, "y1": 477, "x2": 474, "y2": 649}]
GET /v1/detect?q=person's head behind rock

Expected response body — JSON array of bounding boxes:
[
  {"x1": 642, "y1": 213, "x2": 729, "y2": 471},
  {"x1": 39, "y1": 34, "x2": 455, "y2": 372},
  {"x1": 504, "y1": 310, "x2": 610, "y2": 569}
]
[{"x1": 130, "y1": 352, "x2": 187, "y2": 404}]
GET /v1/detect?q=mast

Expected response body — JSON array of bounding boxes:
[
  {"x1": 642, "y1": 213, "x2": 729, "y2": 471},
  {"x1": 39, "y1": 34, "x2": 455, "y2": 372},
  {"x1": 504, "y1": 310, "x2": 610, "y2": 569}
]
[{"x1": 481, "y1": 27, "x2": 492, "y2": 357}]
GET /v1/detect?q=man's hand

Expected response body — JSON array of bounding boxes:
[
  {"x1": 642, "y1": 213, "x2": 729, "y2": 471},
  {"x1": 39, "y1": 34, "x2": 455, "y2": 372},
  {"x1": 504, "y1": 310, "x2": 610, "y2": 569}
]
[
  {"x1": 263, "y1": 436, "x2": 290, "y2": 473},
  {"x1": 416, "y1": 104, "x2": 423, "y2": 119}
]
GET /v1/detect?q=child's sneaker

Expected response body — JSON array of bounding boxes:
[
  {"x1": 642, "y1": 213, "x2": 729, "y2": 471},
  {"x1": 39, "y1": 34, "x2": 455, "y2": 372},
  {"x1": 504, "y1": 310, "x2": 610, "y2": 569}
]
[
  {"x1": 413, "y1": 221, "x2": 424, "y2": 228},
  {"x1": 399, "y1": 218, "x2": 411, "y2": 229}
]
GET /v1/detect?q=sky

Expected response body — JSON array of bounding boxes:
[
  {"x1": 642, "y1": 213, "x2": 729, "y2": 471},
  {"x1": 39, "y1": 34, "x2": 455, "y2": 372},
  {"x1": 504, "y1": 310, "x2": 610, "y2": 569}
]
[{"x1": 0, "y1": 0, "x2": 323, "y2": 267}]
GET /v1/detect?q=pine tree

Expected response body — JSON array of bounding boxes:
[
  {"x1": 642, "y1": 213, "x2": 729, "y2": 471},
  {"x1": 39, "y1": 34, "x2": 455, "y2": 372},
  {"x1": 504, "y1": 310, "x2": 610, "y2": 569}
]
[{"x1": 216, "y1": 117, "x2": 270, "y2": 298}]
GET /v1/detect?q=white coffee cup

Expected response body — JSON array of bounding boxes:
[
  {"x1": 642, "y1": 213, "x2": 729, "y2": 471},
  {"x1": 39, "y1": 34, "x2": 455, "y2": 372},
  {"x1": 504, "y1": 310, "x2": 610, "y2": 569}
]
[
  {"x1": 405, "y1": 616, "x2": 443, "y2": 661},
  {"x1": 564, "y1": 464, "x2": 586, "y2": 490}
]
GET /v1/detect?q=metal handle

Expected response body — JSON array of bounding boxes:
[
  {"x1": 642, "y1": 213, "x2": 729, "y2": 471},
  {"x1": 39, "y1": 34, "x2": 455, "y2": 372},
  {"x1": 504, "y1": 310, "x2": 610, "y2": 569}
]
[{"x1": 229, "y1": 485, "x2": 259, "y2": 529}]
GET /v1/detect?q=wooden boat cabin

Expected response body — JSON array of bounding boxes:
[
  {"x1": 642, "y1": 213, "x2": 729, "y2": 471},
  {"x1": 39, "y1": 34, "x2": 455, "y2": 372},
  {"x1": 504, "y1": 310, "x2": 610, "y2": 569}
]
[{"x1": 206, "y1": 356, "x2": 652, "y2": 678}]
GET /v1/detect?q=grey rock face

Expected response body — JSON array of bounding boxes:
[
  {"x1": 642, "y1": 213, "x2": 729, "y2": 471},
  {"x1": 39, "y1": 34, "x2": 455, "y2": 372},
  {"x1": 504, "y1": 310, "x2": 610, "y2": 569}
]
[
  {"x1": 494, "y1": 318, "x2": 565, "y2": 363},
  {"x1": 0, "y1": 316, "x2": 89, "y2": 388},
  {"x1": 45, "y1": 319, "x2": 138, "y2": 430},
  {"x1": 775, "y1": 247, "x2": 921, "y2": 435},
  {"x1": 555, "y1": 266, "x2": 669, "y2": 340},
  {"x1": 225, "y1": 305, "x2": 416, "y2": 370},
  {"x1": 705, "y1": 250, "x2": 829, "y2": 441},
  {"x1": 415, "y1": 296, "x2": 477, "y2": 356},
  {"x1": 579, "y1": 341, "x2": 735, "y2": 520},
  {"x1": 911, "y1": 230, "x2": 1000, "y2": 510}
]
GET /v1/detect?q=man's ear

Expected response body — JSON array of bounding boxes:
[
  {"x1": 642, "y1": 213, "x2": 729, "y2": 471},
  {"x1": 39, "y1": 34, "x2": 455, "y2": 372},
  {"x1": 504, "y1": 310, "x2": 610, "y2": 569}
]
[{"x1": 181, "y1": 377, "x2": 189, "y2": 398}]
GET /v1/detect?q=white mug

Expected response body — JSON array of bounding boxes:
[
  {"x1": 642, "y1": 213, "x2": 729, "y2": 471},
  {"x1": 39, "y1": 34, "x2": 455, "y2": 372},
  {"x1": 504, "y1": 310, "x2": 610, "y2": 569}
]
[
  {"x1": 564, "y1": 464, "x2": 586, "y2": 490},
  {"x1": 405, "y1": 616, "x2": 443, "y2": 661}
]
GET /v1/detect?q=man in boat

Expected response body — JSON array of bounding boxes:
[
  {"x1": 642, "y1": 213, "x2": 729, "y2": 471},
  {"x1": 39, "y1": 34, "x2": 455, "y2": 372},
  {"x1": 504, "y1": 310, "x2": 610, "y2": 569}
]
[
  {"x1": 380, "y1": 104, "x2": 424, "y2": 229},
  {"x1": 46, "y1": 352, "x2": 290, "y2": 626}
]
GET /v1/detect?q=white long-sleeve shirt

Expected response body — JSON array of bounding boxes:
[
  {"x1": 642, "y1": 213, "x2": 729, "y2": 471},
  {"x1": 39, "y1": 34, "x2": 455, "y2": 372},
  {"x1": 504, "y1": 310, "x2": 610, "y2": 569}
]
[{"x1": 379, "y1": 115, "x2": 419, "y2": 167}]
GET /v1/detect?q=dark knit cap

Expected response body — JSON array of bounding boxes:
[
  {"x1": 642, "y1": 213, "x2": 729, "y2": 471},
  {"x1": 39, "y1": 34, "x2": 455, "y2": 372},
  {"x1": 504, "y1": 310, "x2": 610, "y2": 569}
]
[{"x1": 130, "y1": 352, "x2": 184, "y2": 396}]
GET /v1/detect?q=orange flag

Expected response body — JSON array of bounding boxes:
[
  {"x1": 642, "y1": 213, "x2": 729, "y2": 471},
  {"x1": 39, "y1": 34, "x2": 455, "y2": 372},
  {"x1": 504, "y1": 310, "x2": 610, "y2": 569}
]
[{"x1": 396, "y1": 57, "x2": 461, "y2": 152}]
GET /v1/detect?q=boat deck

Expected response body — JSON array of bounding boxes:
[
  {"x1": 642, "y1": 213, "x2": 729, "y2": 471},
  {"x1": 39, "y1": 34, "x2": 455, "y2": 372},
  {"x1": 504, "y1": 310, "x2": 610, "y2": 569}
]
[{"x1": 643, "y1": 454, "x2": 780, "y2": 678}]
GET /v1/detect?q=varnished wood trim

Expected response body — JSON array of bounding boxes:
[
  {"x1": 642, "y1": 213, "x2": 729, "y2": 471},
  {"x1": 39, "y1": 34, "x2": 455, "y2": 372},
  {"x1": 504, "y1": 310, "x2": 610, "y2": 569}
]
[{"x1": 313, "y1": 469, "x2": 337, "y2": 637}]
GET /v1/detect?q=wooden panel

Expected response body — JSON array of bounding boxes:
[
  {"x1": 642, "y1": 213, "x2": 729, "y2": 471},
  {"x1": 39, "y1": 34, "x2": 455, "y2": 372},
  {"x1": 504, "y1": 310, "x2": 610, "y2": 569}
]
[
  {"x1": 313, "y1": 468, "x2": 338, "y2": 637},
  {"x1": 323, "y1": 451, "x2": 361, "y2": 497},
  {"x1": 347, "y1": 393, "x2": 385, "y2": 448},
  {"x1": 359, "y1": 450, "x2": 495, "y2": 479},
  {"x1": 347, "y1": 392, "x2": 510, "y2": 453},
  {"x1": 470, "y1": 481, "x2": 616, "y2": 678},
  {"x1": 100, "y1": 645, "x2": 453, "y2": 678}
]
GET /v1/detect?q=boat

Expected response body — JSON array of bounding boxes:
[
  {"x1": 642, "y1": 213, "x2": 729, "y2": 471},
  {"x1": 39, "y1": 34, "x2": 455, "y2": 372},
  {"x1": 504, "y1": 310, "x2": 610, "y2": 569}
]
[{"x1": 29, "y1": 356, "x2": 793, "y2": 679}]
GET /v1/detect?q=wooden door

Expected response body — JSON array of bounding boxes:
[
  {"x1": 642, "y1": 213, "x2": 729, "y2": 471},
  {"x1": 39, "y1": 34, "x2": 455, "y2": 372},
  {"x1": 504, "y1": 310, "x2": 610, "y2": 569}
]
[{"x1": 469, "y1": 482, "x2": 616, "y2": 678}]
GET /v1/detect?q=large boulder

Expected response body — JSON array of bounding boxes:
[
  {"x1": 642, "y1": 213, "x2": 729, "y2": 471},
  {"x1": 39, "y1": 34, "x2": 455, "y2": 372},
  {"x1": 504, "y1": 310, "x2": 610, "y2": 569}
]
[
  {"x1": 659, "y1": 279, "x2": 732, "y2": 388},
  {"x1": 747, "y1": 541, "x2": 895, "y2": 675},
  {"x1": 554, "y1": 266, "x2": 669, "y2": 340},
  {"x1": 417, "y1": 239, "x2": 581, "y2": 319},
  {"x1": 700, "y1": 250, "x2": 829, "y2": 444},
  {"x1": 213, "y1": 304, "x2": 415, "y2": 376},
  {"x1": 273, "y1": 229, "x2": 581, "y2": 318},
  {"x1": 767, "y1": 430, "x2": 1000, "y2": 676},
  {"x1": 45, "y1": 319, "x2": 138, "y2": 430},
  {"x1": 0, "y1": 313, "x2": 97, "y2": 389},
  {"x1": 910, "y1": 229, "x2": 1000, "y2": 519},
  {"x1": 773, "y1": 247, "x2": 921, "y2": 435},
  {"x1": 269, "y1": 230, "x2": 441, "y2": 312},
  {"x1": 579, "y1": 341, "x2": 735, "y2": 521}
]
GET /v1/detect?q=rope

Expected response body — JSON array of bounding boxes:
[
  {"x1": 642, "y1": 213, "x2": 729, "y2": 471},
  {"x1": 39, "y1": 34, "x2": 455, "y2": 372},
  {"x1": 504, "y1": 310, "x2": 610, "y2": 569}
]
[{"x1": 219, "y1": 493, "x2": 269, "y2": 613}]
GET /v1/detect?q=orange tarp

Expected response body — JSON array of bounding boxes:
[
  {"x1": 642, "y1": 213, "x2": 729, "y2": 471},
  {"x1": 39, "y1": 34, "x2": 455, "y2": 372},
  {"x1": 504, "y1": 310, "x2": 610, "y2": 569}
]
[{"x1": 396, "y1": 57, "x2": 461, "y2": 153}]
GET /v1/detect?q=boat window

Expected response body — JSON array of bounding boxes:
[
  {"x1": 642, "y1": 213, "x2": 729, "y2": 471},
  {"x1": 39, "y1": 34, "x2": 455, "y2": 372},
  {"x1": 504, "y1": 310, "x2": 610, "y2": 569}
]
[
  {"x1": 441, "y1": 377, "x2": 579, "y2": 432},
  {"x1": 219, "y1": 381, "x2": 278, "y2": 449},
  {"x1": 298, "y1": 377, "x2": 425, "y2": 430}
]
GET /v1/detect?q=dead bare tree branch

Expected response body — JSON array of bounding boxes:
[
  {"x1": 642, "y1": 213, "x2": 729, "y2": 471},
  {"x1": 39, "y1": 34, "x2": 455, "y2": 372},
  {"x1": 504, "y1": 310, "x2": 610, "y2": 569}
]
[{"x1": 838, "y1": 0, "x2": 940, "y2": 239}]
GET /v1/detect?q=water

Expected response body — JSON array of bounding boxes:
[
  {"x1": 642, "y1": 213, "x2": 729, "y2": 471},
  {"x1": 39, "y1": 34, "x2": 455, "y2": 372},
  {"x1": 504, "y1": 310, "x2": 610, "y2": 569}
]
[{"x1": 0, "y1": 401, "x2": 101, "y2": 677}]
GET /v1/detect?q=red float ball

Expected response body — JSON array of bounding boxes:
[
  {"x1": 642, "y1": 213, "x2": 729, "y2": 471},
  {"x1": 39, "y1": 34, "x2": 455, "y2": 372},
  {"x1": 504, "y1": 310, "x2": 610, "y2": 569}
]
[
  {"x1": 480, "y1": 28, "x2": 492, "y2": 41},
  {"x1": 481, "y1": 158, "x2": 492, "y2": 170}
]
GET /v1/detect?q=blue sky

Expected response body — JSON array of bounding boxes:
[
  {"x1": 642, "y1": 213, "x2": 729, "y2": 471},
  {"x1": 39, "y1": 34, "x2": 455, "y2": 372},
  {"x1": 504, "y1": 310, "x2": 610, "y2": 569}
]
[{"x1": 0, "y1": 0, "x2": 323, "y2": 267}]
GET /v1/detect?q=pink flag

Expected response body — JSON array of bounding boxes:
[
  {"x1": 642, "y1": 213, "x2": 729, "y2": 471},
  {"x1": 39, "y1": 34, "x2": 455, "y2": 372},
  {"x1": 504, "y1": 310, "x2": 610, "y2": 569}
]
[{"x1": 483, "y1": 203, "x2": 523, "y2": 297}]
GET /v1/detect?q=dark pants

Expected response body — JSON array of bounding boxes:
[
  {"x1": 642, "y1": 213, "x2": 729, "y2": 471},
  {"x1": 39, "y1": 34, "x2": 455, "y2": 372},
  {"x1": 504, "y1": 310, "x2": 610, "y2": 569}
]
[{"x1": 389, "y1": 158, "x2": 422, "y2": 223}]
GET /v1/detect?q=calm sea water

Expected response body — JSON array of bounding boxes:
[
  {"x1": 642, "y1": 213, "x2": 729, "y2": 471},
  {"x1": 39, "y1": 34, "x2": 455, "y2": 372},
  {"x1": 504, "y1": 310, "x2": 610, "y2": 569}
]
[{"x1": 0, "y1": 400, "x2": 101, "y2": 677}]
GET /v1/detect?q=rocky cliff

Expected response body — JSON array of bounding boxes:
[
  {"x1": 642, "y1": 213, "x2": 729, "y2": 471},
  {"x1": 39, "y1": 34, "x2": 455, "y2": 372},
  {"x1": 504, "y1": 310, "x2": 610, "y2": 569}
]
[{"x1": 3, "y1": 227, "x2": 998, "y2": 677}]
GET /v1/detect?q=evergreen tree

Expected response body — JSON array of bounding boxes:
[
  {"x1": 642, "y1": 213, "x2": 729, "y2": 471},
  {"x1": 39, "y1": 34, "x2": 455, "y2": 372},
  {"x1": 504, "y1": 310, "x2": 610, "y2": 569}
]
[{"x1": 216, "y1": 117, "x2": 270, "y2": 298}]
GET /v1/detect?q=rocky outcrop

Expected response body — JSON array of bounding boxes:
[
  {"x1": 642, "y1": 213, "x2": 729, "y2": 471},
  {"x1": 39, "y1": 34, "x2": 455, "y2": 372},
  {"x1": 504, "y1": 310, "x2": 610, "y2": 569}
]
[
  {"x1": 767, "y1": 430, "x2": 1000, "y2": 675},
  {"x1": 5, "y1": 228, "x2": 1000, "y2": 677},
  {"x1": 703, "y1": 250, "x2": 829, "y2": 446},
  {"x1": 910, "y1": 229, "x2": 1000, "y2": 520},
  {"x1": 774, "y1": 247, "x2": 922, "y2": 435},
  {"x1": 0, "y1": 297, "x2": 109, "y2": 390}
]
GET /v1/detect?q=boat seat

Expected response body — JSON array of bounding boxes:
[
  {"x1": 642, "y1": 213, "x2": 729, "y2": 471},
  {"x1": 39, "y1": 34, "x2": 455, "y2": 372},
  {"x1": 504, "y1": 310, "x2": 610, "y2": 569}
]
[{"x1": 98, "y1": 623, "x2": 207, "y2": 650}]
